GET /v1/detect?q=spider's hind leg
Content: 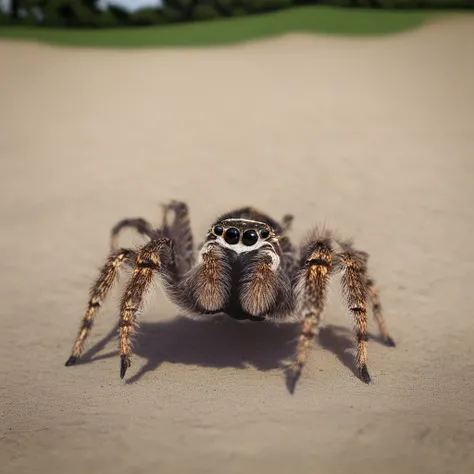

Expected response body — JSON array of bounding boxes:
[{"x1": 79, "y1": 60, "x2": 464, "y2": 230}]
[
  {"x1": 160, "y1": 200, "x2": 194, "y2": 275},
  {"x1": 110, "y1": 218, "x2": 155, "y2": 252},
  {"x1": 366, "y1": 276, "x2": 395, "y2": 347}
]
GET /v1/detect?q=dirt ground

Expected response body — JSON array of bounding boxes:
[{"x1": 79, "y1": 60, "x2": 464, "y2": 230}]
[{"x1": 1, "y1": 18, "x2": 474, "y2": 474}]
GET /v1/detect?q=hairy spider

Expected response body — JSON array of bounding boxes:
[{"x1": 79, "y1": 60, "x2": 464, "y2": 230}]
[{"x1": 65, "y1": 200, "x2": 395, "y2": 390}]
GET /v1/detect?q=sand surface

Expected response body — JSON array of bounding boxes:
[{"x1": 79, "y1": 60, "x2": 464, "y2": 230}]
[{"x1": 1, "y1": 19, "x2": 474, "y2": 474}]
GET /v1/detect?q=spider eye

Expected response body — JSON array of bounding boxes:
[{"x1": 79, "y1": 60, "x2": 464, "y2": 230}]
[
  {"x1": 213, "y1": 225, "x2": 223, "y2": 236},
  {"x1": 242, "y1": 230, "x2": 258, "y2": 246},
  {"x1": 260, "y1": 229, "x2": 270, "y2": 239},
  {"x1": 224, "y1": 228, "x2": 240, "y2": 245}
]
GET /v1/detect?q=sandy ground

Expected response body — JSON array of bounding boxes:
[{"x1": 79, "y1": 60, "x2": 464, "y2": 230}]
[{"x1": 1, "y1": 18, "x2": 474, "y2": 474}]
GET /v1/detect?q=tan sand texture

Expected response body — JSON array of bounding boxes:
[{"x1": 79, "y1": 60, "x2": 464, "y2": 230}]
[{"x1": 1, "y1": 18, "x2": 474, "y2": 474}]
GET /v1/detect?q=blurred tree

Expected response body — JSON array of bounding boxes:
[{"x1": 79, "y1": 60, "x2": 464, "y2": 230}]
[
  {"x1": 4, "y1": 0, "x2": 474, "y2": 28},
  {"x1": 13, "y1": 0, "x2": 104, "y2": 26},
  {"x1": 129, "y1": 6, "x2": 167, "y2": 25},
  {"x1": 10, "y1": 0, "x2": 20, "y2": 19},
  {"x1": 161, "y1": 0, "x2": 293, "y2": 21},
  {"x1": 107, "y1": 3, "x2": 130, "y2": 24}
]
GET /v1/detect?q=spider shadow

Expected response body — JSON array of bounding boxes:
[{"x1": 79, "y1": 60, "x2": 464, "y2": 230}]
[{"x1": 77, "y1": 315, "x2": 384, "y2": 391}]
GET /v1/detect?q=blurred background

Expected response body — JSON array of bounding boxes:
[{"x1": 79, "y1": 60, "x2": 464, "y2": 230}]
[
  {"x1": 1, "y1": 0, "x2": 473, "y2": 32},
  {"x1": 1, "y1": 2, "x2": 474, "y2": 474}
]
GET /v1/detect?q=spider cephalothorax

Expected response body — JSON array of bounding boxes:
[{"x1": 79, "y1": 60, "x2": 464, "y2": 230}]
[
  {"x1": 195, "y1": 217, "x2": 295, "y2": 323},
  {"x1": 65, "y1": 201, "x2": 395, "y2": 391}
]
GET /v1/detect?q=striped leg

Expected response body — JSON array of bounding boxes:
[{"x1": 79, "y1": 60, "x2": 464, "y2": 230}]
[
  {"x1": 339, "y1": 242, "x2": 395, "y2": 348},
  {"x1": 65, "y1": 248, "x2": 135, "y2": 366},
  {"x1": 118, "y1": 238, "x2": 175, "y2": 379},
  {"x1": 338, "y1": 250, "x2": 371, "y2": 383},
  {"x1": 366, "y1": 276, "x2": 396, "y2": 347},
  {"x1": 289, "y1": 238, "x2": 333, "y2": 393}
]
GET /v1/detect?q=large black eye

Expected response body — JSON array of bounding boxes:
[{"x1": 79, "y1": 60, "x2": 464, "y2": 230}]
[
  {"x1": 242, "y1": 230, "x2": 258, "y2": 246},
  {"x1": 224, "y1": 228, "x2": 240, "y2": 245},
  {"x1": 213, "y1": 225, "x2": 223, "y2": 236},
  {"x1": 260, "y1": 229, "x2": 270, "y2": 239}
]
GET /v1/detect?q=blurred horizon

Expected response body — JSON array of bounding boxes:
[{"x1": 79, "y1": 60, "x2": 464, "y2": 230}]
[{"x1": 0, "y1": 0, "x2": 162, "y2": 12}]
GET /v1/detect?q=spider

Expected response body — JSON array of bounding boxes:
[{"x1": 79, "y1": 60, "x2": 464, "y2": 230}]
[{"x1": 65, "y1": 200, "x2": 395, "y2": 390}]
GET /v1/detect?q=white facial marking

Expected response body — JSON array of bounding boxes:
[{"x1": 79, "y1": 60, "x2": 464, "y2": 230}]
[
  {"x1": 222, "y1": 218, "x2": 264, "y2": 226},
  {"x1": 215, "y1": 238, "x2": 270, "y2": 255},
  {"x1": 204, "y1": 218, "x2": 280, "y2": 270},
  {"x1": 213, "y1": 218, "x2": 273, "y2": 254},
  {"x1": 212, "y1": 239, "x2": 280, "y2": 271}
]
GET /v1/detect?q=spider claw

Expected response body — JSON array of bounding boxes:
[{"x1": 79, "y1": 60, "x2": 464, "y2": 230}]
[
  {"x1": 359, "y1": 365, "x2": 371, "y2": 384},
  {"x1": 65, "y1": 356, "x2": 78, "y2": 367},
  {"x1": 385, "y1": 336, "x2": 396, "y2": 347},
  {"x1": 120, "y1": 356, "x2": 131, "y2": 379}
]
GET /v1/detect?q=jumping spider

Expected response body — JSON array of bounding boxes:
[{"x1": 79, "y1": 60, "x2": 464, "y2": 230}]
[{"x1": 65, "y1": 200, "x2": 395, "y2": 390}]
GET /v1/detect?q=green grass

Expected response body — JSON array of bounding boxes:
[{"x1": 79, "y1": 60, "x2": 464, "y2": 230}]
[{"x1": 0, "y1": 6, "x2": 467, "y2": 49}]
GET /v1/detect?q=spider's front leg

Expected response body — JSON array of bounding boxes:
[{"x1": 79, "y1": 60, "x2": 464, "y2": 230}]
[
  {"x1": 65, "y1": 248, "x2": 137, "y2": 366},
  {"x1": 289, "y1": 237, "x2": 333, "y2": 392},
  {"x1": 119, "y1": 237, "x2": 176, "y2": 378},
  {"x1": 340, "y1": 245, "x2": 396, "y2": 348},
  {"x1": 338, "y1": 250, "x2": 372, "y2": 383}
]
